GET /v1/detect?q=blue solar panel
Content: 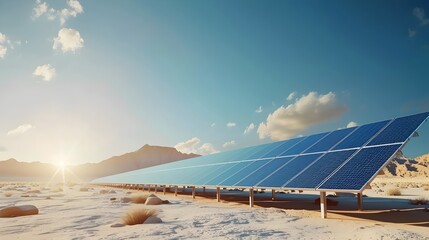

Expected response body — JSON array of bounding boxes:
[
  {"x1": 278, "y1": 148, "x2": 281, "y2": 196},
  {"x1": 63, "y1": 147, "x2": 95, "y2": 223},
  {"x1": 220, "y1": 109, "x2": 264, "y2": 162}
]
[
  {"x1": 204, "y1": 161, "x2": 254, "y2": 186},
  {"x1": 247, "y1": 141, "x2": 286, "y2": 159},
  {"x1": 234, "y1": 157, "x2": 294, "y2": 187},
  {"x1": 93, "y1": 112, "x2": 428, "y2": 193},
  {"x1": 184, "y1": 164, "x2": 227, "y2": 185},
  {"x1": 368, "y1": 112, "x2": 429, "y2": 146},
  {"x1": 280, "y1": 132, "x2": 329, "y2": 156},
  {"x1": 193, "y1": 163, "x2": 236, "y2": 186},
  {"x1": 332, "y1": 120, "x2": 390, "y2": 150},
  {"x1": 219, "y1": 160, "x2": 269, "y2": 186},
  {"x1": 318, "y1": 144, "x2": 401, "y2": 191},
  {"x1": 284, "y1": 150, "x2": 356, "y2": 189},
  {"x1": 257, "y1": 153, "x2": 322, "y2": 188},
  {"x1": 304, "y1": 127, "x2": 356, "y2": 153},
  {"x1": 261, "y1": 137, "x2": 304, "y2": 158}
]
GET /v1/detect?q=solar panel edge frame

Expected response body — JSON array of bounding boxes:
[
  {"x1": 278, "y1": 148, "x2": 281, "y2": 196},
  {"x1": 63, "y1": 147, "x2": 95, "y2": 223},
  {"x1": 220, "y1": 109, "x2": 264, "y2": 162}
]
[{"x1": 314, "y1": 118, "x2": 395, "y2": 192}]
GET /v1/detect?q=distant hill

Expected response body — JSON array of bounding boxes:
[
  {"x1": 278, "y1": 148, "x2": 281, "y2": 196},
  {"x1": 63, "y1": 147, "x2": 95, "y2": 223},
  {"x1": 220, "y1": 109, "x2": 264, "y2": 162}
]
[
  {"x1": 382, "y1": 153, "x2": 429, "y2": 178},
  {"x1": 0, "y1": 144, "x2": 199, "y2": 182}
]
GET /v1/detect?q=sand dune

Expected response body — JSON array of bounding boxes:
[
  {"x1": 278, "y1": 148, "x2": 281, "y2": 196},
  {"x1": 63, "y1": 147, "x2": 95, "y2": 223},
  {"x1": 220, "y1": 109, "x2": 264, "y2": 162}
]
[{"x1": 0, "y1": 181, "x2": 428, "y2": 239}]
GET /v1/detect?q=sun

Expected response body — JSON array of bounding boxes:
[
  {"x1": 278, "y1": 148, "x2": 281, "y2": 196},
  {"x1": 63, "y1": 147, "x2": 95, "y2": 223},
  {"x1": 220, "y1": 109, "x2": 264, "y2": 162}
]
[{"x1": 56, "y1": 160, "x2": 68, "y2": 170}]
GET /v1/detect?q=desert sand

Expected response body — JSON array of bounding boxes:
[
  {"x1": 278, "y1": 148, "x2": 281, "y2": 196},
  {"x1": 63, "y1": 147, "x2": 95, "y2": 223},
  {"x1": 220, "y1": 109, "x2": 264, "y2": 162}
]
[{"x1": 0, "y1": 179, "x2": 428, "y2": 240}]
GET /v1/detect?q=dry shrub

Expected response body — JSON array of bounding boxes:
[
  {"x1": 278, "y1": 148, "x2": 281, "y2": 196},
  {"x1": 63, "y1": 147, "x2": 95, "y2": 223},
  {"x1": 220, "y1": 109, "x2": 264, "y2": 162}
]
[
  {"x1": 409, "y1": 197, "x2": 428, "y2": 205},
  {"x1": 386, "y1": 188, "x2": 401, "y2": 196},
  {"x1": 423, "y1": 185, "x2": 429, "y2": 191},
  {"x1": 130, "y1": 193, "x2": 151, "y2": 204},
  {"x1": 4, "y1": 192, "x2": 13, "y2": 197},
  {"x1": 122, "y1": 208, "x2": 157, "y2": 225}
]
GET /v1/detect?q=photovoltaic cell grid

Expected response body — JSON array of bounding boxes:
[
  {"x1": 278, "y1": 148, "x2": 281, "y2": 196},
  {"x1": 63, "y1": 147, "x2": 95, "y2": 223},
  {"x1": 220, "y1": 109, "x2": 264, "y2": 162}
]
[{"x1": 93, "y1": 112, "x2": 429, "y2": 192}]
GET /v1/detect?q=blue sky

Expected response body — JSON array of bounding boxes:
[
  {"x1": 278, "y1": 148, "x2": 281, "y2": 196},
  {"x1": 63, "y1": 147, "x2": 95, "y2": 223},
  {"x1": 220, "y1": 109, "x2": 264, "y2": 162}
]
[{"x1": 0, "y1": 0, "x2": 428, "y2": 164}]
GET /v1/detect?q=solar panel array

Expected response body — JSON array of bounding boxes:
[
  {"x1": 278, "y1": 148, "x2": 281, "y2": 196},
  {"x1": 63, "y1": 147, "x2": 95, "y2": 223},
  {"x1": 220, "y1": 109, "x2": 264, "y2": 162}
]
[{"x1": 93, "y1": 112, "x2": 429, "y2": 192}]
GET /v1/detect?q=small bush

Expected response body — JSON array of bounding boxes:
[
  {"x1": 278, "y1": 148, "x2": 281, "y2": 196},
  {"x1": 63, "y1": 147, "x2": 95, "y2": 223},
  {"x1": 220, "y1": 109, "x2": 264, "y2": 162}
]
[
  {"x1": 131, "y1": 193, "x2": 151, "y2": 204},
  {"x1": 386, "y1": 188, "x2": 401, "y2": 196},
  {"x1": 4, "y1": 192, "x2": 13, "y2": 197},
  {"x1": 122, "y1": 208, "x2": 157, "y2": 225},
  {"x1": 409, "y1": 197, "x2": 428, "y2": 205},
  {"x1": 423, "y1": 185, "x2": 429, "y2": 191}
]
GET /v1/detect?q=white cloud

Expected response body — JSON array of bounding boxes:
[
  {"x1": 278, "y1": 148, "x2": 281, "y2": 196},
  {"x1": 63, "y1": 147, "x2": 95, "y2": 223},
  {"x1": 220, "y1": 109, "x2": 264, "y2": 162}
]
[
  {"x1": 287, "y1": 91, "x2": 297, "y2": 101},
  {"x1": 33, "y1": 0, "x2": 84, "y2": 26},
  {"x1": 7, "y1": 124, "x2": 33, "y2": 136},
  {"x1": 0, "y1": 32, "x2": 8, "y2": 59},
  {"x1": 255, "y1": 106, "x2": 263, "y2": 113},
  {"x1": 53, "y1": 28, "x2": 84, "y2": 53},
  {"x1": 243, "y1": 123, "x2": 255, "y2": 134},
  {"x1": 222, "y1": 140, "x2": 236, "y2": 148},
  {"x1": 227, "y1": 122, "x2": 236, "y2": 128},
  {"x1": 346, "y1": 121, "x2": 358, "y2": 128},
  {"x1": 60, "y1": 0, "x2": 84, "y2": 25},
  {"x1": 413, "y1": 7, "x2": 429, "y2": 26},
  {"x1": 257, "y1": 91, "x2": 347, "y2": 140},
  {"x1": 198, "y1": 143, "x2": 218, "y2": 155},
  {"x1": 408, "y1": 28, "x2": 416, "y2": 38},
  {"x1": 174, "y1": 137, "x2": 219, "y2": 155},
  {"x1": 211, "y1": 123, "x2": 216, "y2": 127},
  {"x1": 0, "y1": 33, "x2": 5, "y2": 43},
  {"x1": 33, "y1": 0, "x2": 47, "y2": 17},
  {"x1": 33, "y1": 64, "x2": 56, "y2": 81}
]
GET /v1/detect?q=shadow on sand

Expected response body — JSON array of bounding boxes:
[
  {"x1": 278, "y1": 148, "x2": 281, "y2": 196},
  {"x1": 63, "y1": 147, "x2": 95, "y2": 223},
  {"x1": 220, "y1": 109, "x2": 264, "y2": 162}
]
[{"x1": 154, "y1": 187, "x2": 429, "y2": 228}]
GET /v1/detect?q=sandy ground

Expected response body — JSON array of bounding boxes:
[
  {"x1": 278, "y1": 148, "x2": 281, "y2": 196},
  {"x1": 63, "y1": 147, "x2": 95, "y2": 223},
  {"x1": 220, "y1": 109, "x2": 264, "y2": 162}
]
[{"x1": 0, "y1": 179, "x2": 428, "y2": 240}]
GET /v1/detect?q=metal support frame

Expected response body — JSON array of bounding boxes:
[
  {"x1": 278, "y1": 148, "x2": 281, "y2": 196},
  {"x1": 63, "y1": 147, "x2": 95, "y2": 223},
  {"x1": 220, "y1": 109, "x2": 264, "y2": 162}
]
[
  {"x1": 174, "y1": 185, "x2": 178, "y2": 197},
  {"x1": 192, "y1": 186, "x2": 196, "y2": 199},
  {"x1": 163, "y1": 185, "x2": 166, "y2": 195},
  {"x1": 357, "y1": 192, "x2": 363, "y2": 211},
  {"x1": 216, "y1": 187, "x2": 220, "y2": 202},
  {"x1": 203, "y1": 186, "x2": 206, "y2": 193},
  {"x1": 320, "y1": 191, "x2": 327, "y2": 219},
  {"x1": 271, "y1": 189, "x2": 275, "y2": 201},
  {"x1": 249, "y1": 188, "x2": 254, "y2": 208}
]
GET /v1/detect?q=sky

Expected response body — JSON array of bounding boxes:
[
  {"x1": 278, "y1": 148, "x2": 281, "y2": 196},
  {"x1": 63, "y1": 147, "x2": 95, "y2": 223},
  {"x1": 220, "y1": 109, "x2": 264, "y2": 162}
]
[{"x1": 0, "y1": 0, "x2": 429, "y2": 165}]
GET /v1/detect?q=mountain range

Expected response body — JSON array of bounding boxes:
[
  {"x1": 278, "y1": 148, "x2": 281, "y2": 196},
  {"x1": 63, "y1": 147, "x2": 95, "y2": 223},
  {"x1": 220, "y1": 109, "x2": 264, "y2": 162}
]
[{"x1": 0, "y1": 144, "x2": 198, "y2": 182}]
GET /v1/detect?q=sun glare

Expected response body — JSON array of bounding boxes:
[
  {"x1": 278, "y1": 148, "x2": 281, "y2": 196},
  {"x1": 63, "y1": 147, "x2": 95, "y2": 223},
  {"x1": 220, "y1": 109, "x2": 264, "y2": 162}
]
[{"x1": 57, "y1": 160, "x2": 67, "y2": 169}]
